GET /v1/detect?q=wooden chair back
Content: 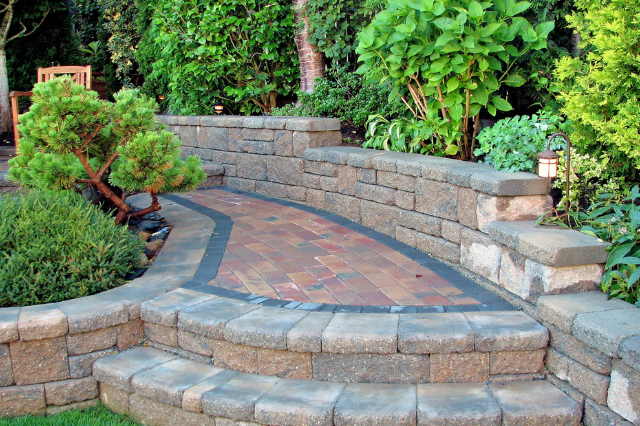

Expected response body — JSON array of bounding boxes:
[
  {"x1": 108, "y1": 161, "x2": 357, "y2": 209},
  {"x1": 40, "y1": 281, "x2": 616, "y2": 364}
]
[
  {"x1": 37, "y1": 65, "x2": 92, "y2": 89},
  {"x1": 10, "y1": 65, "x2": 92, "y2": 149}
]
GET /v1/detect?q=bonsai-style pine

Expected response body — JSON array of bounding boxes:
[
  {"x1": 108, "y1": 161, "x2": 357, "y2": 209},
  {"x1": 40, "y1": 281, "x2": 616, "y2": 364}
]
[{"x1": 8, "y1": 77, "x2": 205, "y2": 224}]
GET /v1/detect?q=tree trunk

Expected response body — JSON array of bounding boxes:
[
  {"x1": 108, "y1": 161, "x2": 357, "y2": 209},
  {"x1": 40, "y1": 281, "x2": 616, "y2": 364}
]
[
  {"x1": 293, "y1": 0, "x2": 325, "y2": 93},
  {"x1": 0, "y1": 46, "x2": 11, "y2": 133}
]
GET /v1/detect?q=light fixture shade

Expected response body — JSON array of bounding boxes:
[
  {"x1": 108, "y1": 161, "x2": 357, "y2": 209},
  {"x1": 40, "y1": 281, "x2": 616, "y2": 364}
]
[
  {"x1": 214, "y1": 103, "x2": 224, "y2": 114},
  {"x1": 537, "y1": 150, "x2": 560, "y2": 179}
]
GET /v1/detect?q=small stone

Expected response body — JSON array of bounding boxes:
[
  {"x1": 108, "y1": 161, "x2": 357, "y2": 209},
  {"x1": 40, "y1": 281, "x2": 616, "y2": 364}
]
[
  {"x1": 138, "y1": 231, "x2": 151, "y2": 242},
  {"x1": 146, "y1": 239, "x2": 164, "y2": 253},
  {"x1": 138, "y1": 252, "x2": 151, "y2": 266}
]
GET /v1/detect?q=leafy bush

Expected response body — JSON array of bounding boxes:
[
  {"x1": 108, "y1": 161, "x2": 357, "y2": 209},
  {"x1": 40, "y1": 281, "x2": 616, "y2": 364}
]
[
  {"x1": 364, "y1": 116, "x2": 439, "y2": 154},
  {"x1": 140, "y1": 0, "x2": 298, "y2": 115},
  {"x1": 9, "y1": 77, "x2": 205, "y2": 224},
  {"x1": 271, "y1": 65, "x2": 403, "y2": 128},
  {"x1": 555, "y1": 0, "x2": 640, "y2": 178},
  {"x1": 0, "y1": 190, "x2": 144, "y2": 307},
  {"x1": 564, "y1": 187, "x2": 640, "y2": 306},
  {"x1": 553, "y1": 151, "x2": 631, "y2": 212},
  {"x1": 474, "y1": 111, "x2": 568, "y2": 173},
  {"x1": 356, "y1": 0, "x2": 554, "y2": 159},
  {"x1": 101, "y1": 0, "x2": 141, "y2": 88}
]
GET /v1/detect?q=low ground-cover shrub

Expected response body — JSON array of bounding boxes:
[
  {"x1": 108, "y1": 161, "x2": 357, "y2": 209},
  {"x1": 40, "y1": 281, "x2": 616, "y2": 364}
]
[
  {"x1": 474, "y1": 111, "x2": 568, "y2": 173},
  {"x1": 271, "y1": 65, "x2": 403, "y2": 129},
  {"x1": 0, "y1": 404, "x2": 140, "y2": 425},
  {"x1": 0, "y1": 190, "x2": 144, "y2": 307},
  {"x1": 540, "y1": 186, "x2": 640, "y2": 306}
]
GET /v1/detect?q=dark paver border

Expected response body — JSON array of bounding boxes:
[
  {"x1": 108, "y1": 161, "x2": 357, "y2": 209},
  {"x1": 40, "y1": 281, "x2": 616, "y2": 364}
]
[{"x1": 167, "y1": 187, "x2": 515, "y2": 313}]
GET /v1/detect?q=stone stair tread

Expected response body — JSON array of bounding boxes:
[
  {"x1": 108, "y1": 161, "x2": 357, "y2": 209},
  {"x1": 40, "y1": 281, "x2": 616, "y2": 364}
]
[
  {"x1": 96, "y1": 347, "x2": 582, "y2": 426},
  {"x1": 488, "y1": 220, "x2": 609, "y2": 267}
]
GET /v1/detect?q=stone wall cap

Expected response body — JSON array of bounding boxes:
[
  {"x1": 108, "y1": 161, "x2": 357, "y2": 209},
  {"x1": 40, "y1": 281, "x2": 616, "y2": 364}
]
[
  {"x1": 0, "y1": 306, "x2": 20, "y2": 343},
  {"x1": 619, "y1": 335, "x2": 640, "y2": 372},
  {"x1": 537, "y1": 291, "x2": 632, "y2": 333},
  {"x1": 572, "y1": 307, "x2": 640, "y2": 357},
  {"x1": 284, "y1": 117, "x2": 341, "y2": 132},
  {"x1": 469, "y1": 170, "x2": 550, "y2": 196},
  {"x1": 488, "y1": 220, "x2": 609, "y2": 266},
  {"x1": 304, "y1": 147, "x2": 368, "y2": 164}
]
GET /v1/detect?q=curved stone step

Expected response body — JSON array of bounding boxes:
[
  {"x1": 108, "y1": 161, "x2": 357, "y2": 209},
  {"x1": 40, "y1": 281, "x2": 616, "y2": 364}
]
[
  {"x1": 94, "y1": 346, "x2": 581, "y2": 426},
  {"x1": 139, "y1": 288, "x2": 549, "y2": 384}
]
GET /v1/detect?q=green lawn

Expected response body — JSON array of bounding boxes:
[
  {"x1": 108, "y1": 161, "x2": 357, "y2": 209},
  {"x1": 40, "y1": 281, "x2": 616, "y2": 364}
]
[{"x1": 0, "y1": 405, "x2": 140, "y2": 426}]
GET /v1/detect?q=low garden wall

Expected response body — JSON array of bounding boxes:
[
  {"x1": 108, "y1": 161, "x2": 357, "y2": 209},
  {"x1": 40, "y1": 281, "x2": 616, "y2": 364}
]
[
  {"x1": 0, "y1": 201, "x2": 215, "y2": 416},
  {"x1": 161, "y1": 114, "x2": 639, "y2": 425}
]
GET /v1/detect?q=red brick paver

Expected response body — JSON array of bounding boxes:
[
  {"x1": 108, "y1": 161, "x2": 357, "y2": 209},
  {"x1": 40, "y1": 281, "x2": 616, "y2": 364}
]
[{"x1": 187, "y1": 189, "x2": 481, "y2": 307}]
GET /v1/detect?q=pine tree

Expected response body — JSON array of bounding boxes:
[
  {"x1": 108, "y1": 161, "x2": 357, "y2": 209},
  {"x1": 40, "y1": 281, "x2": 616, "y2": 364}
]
[{"x1": 8, "y1": 76, "x2": 205, "y2": 223}]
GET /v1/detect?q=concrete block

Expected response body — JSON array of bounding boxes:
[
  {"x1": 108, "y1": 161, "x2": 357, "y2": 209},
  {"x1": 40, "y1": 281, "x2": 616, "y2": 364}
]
[
  {"x1": 288, "y1": 185, "x2": 307, "y2": 201},
  {"x1": 430, "y1": 352, "x2": 490, "y2": 383},
  {"x1": 441, "y1": 220, "x2": 463, "y2": 244},
  {"x1": 257, "y1": 348, "x2": 312, "y2": 379},
  {"x1": 489, "y1": 350, "x2": 545, "y2": 375},
  {"x1": 274, "y1": 130, "x2": 294, "y2": 157},
  {"x1": 254, "y1": 378, "x2": 345, "y2": 426},
  {"x1": 361, "y1": 201, "x2": 399, "y2": 237},
  {"x1": 357, "y1": 168, "x2": 377, "y2": 184},
  {"x1": 145, "y1": 323, "x2": 178, "y2": 347},
  {"x1": 498, "y1": 247, "x2": 529, "y2": 299},
  {"x1": 334, "y1": 383, "x2": 416, "y2": 426},
  {"x1": 211, "y1": 339, "x2": 258, "y2": 374},
  {"x1": 0, "y1": 307, "x2": 20, "y2": 343},
  {"x1": 292, "y1": 131, "x2": 342, "y2": 157},
  {"x1": 286, "y1": 118, "x2": 341, "y2": 132},
  {"x1": 44, "y1": 377, "x2": 98, "y2": 406},
  {"x1": 287, "y1": 312, "x2": 334, "y2": 353},
  {"x1": 304, "y1": 147, "x2": 363, "y2": 164},
  {"x1": 256, "y1": 181, "x2": 288, "y2": 199},
  {"x1": 476, "y1": 194, "x2": 551, "y2": 233},
  {"x1": 460, "y1": 228, "x2": 502, "y2": 283},
  {"x1": 538, "y1": 292, "x2": 631, "y2": 334},
  {"x1": 572, "y1": 308, "x2": 640, "y2": 357},
  {"x1": 177, "y1": 298, "x2": 260, "y2": 339},
  {"x1": 377, "y1": 170, "x2": 416, "y2": 192},
  {"x1": 416, "y1": 232, "x2": 461, "y2": 264},
  {"x1": 398, "y1": 313, "x2": 474, "y2": 354},
  {"x1": 465, "y1": 311, "x2": 548, "y2": 352},
  {"x1": 0, "y1": 384, "x2": 46, "y2": 417},
  {"x1": 415, "y1": 179, "x2": 459, "y2": 221},
  {"x1": 130, "y1": 394, "x2": 216, "y2": 426},
  {"x1": 0, "y1": 343, "x2": 12, "y2": 386},
  {"x1": 132, "y1": 358, "x2": 224, "y2": 407},
  {"x1": 398, "y1": 210, "x2": 442, "y2": 236},
  {"x1": 583, "y1": 398, "x2": 627, "y2": 426},
  {"x1": 346, "y1": 150, "x2": 381, "y2": 169},
  {"x1": 99, "y1": 382, "x2": 130, "y2": 415},
  {"x1": 236, "y1": 154, "x2": 267, "y2": 180},
  {"x1": 242, "y1": 128, "x2": 275, "y2": 142},
  {"x1": 224, "y1": 307, "x2": 308, "y2": 350},
  {"x1": 489, "y1": 380, "x2": 581, "y2": 426},
  {"x1": 267, "y1": 156, "x2": 304, "y2": 185},
  {"x1": 395, "y1": 190, "x2": 415, "y2": 210},
  {"x1": 548, "y1": 324, "x2": 612, "y2": 375},
  {"x1": 265, "y1": 117, "x2": 288, "y2": 130},
  {"x1": 325, "y1": 193, "x2": 361, "y2": 223},
  {"x1": 312, "y1": 353, "x2": 429, "y2": 383},
  {"x1": 304, "y1": 160, "x2": 339, "y2": 177},
  {"x1": 17, "y1": 303, "x2": 68, "y2": 341},
  {"x1": 45, "y1": 399, "x2": 99, "y2": 416},
  {"x1": 57, "y1": 295, "x2": 128, "y2": 334},
  {"x1": 182, "y1": 370, "x2": 239, "y2": 413},
  {"x1": 458, "y1": 187, "x2": 479, "y2": 229},
  {"x1": 140, "y1": 288, "x2": 215, "y2": 327},
  {"x1": 608, "y1": 359, "x2": 640, "y2": 423},
  {"x1": 197, "y1": 126, "x2": 229, "y2": 150},
  {"x1": 488, "y1": 220, "x2": 609, "y2": 267},
  {"x1": 69, "y1": 347, "x2": 118, "y2": 379},
  {"x1": 306, "y1": 189, "x2": 326, "y2": 209},
  {"x1": 469, "y1": 170, "x2": 550, "y2": 196},
  {"x1": 93, "y1": 347, "x2": 175, "y2": 392},
  {"x1": 178, "y1": 329, "x2": 214, "y2": 356},
  {"x1": 226, "y1": 177, "x2": 256, "y2": 192},
  {"x1": 355, "y1": 182, "x2": 396, "y2": 205},
  {"x1": 319, "y1": 175, "x2": 338, "y2": 192},
  {"x1": 116, "y1": 319, "x2": 144, "y2": 350},
  {"x1": 523, "y1": 260, "x2": 602, "y2": 300},
  {"x1": 322, "y1": 313, "x2": 399, "y2": 354},
  {"x1": 201, "y1": 373, "x2": 280, "y2": 421},
  {"x1": 10, "y1": 337, "x2": 69, "y2": 385},
  {"x1": 620, "y1": 335, "x2": 640, "y2": 371},
  {"x1": 66, "y1": 327, "x2": 117, "y2": 356},
  {"x1": 417, "y1": 382, "x2": 502, "y2": 426}
]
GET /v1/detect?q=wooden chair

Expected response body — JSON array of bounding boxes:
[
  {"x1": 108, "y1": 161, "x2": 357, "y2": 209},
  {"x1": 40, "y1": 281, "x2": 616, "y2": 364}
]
[{"x1": 9, "y1": 65, "x2": 92, "y2": 149}]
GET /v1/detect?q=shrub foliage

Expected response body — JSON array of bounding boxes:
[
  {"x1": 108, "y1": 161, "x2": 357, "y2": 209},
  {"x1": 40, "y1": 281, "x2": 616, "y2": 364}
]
[{"x1": 0, "y1": 191, "x2": 144, "y2": 307}]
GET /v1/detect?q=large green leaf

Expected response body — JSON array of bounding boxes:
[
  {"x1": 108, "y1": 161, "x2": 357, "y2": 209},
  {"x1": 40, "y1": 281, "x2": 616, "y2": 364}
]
[
  {"x1": 491, "y1": 96, "x2": 513, "y2": 111},
  {"x1": 503, "y1": 74, "x2": 526, "y2": 87},
  {"x1": 468, "y1": 1, "x2": 484, "y2": 19}
]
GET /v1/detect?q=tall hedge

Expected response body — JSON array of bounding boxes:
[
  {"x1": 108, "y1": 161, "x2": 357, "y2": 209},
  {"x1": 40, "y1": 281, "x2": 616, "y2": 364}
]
[{"x1": 139, "y1": 0, "x2": 299, "y2": 115}]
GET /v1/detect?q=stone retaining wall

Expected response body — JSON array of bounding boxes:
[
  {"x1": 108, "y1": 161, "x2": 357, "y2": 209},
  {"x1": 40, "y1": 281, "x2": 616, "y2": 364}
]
[
  {"x1": 160, "y1": 115, "x2": 608, "y2": 303},
  {"x1": 140, "y1": 289, "x2": 547, "y2": 385},
  {"x1": 0, "y1": 201, "x2": 214, "y2": 417}
]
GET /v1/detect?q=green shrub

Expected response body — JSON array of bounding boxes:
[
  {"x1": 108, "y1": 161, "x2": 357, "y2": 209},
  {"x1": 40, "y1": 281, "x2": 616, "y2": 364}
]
[
  {"x1": 271, "y1": 65, "x2": 404, "y2": 128},
  {"x1": 140, "y1": 0, "x2": 298, "y2": 115},
  {"x1": 356, "y1": 0, "x2": 554, "y2": 159},
  {"x1": 0, "y1": 190, "x2": 145, "y2": 307},
  {"x1": 474, "y1": 111, "x2": 568, "y2": 173},
  {"x1": 9, "y1": 77, "x2": 205, "y2": 224},
  {"x1": 555, "y1": 0, "x2": 640, "y2": 178},
  {"x1": 555, "y1": 187, "x2": 640, "y2": 306}
]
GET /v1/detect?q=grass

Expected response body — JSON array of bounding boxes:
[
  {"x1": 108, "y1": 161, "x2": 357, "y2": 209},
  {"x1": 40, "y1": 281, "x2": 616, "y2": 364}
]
[{"x1": 0, "y1": 405, "x2": 140, "y2": 426}]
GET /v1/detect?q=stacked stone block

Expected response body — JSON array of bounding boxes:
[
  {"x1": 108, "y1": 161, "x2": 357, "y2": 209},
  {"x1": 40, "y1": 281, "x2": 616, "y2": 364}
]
[{"x1": 140, "y1": 289, "x2": 548, "y2": 385}]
